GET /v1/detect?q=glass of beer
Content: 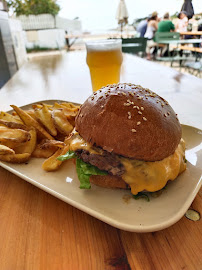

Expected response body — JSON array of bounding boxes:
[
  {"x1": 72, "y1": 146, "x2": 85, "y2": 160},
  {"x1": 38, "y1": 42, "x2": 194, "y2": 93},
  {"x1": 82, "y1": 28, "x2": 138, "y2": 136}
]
[{"x1": 86, "y1": 39, "x2": 123, "y2": 92}]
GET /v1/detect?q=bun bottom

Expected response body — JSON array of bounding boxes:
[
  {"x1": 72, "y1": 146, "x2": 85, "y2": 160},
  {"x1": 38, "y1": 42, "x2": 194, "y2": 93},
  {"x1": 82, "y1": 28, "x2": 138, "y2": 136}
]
[{"x1": 90, "y1": 175, "x2": 129, "y2": 189}]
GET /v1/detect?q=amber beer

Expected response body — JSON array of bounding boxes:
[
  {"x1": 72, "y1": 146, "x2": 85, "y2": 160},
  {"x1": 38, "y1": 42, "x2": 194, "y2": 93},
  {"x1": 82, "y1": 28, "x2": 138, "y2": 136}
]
[{"x1": 86, "y1": 40, "x2": 123, "y2": 92}]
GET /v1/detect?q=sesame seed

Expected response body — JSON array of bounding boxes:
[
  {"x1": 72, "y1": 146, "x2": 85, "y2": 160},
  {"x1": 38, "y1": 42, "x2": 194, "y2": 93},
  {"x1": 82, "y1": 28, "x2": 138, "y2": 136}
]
[
  {"x1": 141, "y1": 107, "x2": 144, "y2": 111},
  {"x1": 167, "y1": 112, "x2": 170, "y2": 115},
  {"x1": 136, "y1": 106, "x2": 139, "y2": 110},
  {"x1": 128, "y1": 115, "x2": 131, "y2": 119},
  {"x1": 99, "y1": 90, "x2": 102, "y2": 92},
  {"x1": 133, "y1": 106, "x2": 137, "y2": 109},
  {"x1": 129, "y1": 92, "x2": 134, "y2": 96},
  {"x1": 91, "y1": 96, "x2": 94, "y2": 100},
  {"x1": 94, "y1": 92, "x2": 97, "y2": 95},
  {"x1": 131, "y1": 129, "x2": 136, "y2": 133},
  {"x1": 122, "y1": 93, "x2": 126, "y2": 96},
  {"x1": 164, "y1": 113, "x2": 167, "y2": 117},
  {"x1": 137, "y1": 121, "x2": 141, "y2": 125},
  {"x1": 138, "y1": 111, "x2": 142, "y2": 115},
  {"x1": 128, "y1": 112, "x2": 131, "y2": 115},
  {"x1": 99, "y1": 96, "x2": 103, "y2": 99},
  {"x1": 146, "y1": 97, "x2": 148, "y2": 99},
  {"x1": 143, "y1": 117, "x2": 147, "y2": 121},
  {"x1": 124, "y1": 103, "x2": 131, "y2": 106}
]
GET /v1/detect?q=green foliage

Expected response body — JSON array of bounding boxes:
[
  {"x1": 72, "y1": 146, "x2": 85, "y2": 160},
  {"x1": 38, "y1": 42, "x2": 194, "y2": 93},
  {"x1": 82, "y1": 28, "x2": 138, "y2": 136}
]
[
  {"x1": 6, "y1": 0, "x2": 60, "y2": 16},
  {"x1": 76, "y1": 158, "x2": 107, "y2": 189}
]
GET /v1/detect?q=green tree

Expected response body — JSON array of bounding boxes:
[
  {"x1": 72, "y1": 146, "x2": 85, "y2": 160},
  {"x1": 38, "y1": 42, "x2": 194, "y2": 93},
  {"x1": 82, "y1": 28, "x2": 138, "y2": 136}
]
[{"x1": 6, "y1": 0, "x2": 60, "y2": 16}]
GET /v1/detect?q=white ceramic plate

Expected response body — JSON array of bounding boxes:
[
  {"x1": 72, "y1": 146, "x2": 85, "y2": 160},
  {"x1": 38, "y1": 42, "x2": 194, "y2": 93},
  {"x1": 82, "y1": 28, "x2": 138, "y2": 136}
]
[{"x1": 0, "y1": 100, "x2": 202, "y2": 232}]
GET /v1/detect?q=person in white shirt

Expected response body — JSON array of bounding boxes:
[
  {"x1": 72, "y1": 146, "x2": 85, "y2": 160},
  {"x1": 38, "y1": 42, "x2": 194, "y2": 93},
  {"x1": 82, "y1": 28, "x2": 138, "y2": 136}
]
[
  {"x1": 175, "y1": 11, "x2": 188, "y2": 32},
  {"x1": 144, "y1": 12, "x2": 158, "y2": 60}
]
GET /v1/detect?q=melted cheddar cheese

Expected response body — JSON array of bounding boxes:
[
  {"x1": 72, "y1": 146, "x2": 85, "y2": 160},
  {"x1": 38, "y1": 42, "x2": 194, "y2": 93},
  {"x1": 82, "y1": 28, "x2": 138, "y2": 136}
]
[
  {"x1": 70, "y1": 131, "x2": 186, "y2": 195},
  {"x1": 120, "y1": 139, "x2": 186, "y2": 194},
  {"x1": 70, "y1": 131, "x2": 100, "y2": 155}
]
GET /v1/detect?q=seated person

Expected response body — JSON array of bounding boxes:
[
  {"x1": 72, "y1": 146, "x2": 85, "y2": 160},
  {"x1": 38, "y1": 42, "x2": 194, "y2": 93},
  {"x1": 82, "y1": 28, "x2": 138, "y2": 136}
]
[
  {"x1": 175, "y1": 11, "x2": 188, "y2": 32},
  {"x1": 158, "y1": 13, "x2": 175, "y2": 32},
  {"x1": 137, "y1": 18, "x2": 148, "y2": 37},
  {"x1": 144, "y1": 12, "x2": 158, "y2": 60}
]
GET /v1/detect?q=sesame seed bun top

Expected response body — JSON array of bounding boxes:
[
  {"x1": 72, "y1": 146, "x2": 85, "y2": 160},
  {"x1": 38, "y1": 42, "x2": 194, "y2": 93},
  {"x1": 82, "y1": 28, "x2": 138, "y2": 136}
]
[{"x1": 75, "y1": 83, "x2": 182, "y2": 161}]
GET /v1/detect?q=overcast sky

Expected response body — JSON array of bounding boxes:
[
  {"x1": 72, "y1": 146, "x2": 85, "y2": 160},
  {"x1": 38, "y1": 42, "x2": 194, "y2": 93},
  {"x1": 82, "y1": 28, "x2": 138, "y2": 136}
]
[{"x1": 59, "y1": 0, "x2": 201, "y2": 31}]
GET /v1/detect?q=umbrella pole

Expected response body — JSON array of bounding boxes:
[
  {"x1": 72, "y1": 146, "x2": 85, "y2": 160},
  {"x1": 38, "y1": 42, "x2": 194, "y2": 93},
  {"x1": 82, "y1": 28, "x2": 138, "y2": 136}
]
[{"x1": 121, "y1": 22, "x2": 123, "y2": 38}]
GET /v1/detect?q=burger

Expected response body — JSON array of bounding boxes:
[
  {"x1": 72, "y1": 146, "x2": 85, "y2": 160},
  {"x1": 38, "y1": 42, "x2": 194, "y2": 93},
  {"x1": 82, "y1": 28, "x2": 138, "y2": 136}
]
[{"x1": 60, "y1": 83, "x2": 186, "y2": 195}]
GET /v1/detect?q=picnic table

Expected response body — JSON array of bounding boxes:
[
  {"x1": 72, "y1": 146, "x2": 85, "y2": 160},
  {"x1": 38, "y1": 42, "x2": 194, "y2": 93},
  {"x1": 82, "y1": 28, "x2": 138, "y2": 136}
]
[
  {"x1": 180, "y1": 31, "x2": 202, "y2": 36},
  {"x1": 0, "y1": 51, "x2": 202, "y2": 270}
]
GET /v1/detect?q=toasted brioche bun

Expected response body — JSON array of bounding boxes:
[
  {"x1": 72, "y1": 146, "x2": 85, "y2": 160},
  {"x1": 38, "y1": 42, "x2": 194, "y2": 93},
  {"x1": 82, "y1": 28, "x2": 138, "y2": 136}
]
[
  {"x1": 90, "y1": 175, "x2": 128, "y2": 189},
  {"x1": 75, "y1": 83, "x2": 181, "y2": 161}
]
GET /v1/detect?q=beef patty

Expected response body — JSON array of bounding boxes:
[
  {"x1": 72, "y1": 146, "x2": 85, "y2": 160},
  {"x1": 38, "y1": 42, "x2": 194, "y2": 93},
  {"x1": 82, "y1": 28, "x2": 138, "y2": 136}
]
[{"x1": 75, "y1": 149, "x2": 125, "y2": 176}]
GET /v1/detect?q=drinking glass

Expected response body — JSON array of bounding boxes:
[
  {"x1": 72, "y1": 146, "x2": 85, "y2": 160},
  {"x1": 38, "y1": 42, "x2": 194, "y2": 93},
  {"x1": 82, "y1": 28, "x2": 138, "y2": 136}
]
[{"x1": 86, "y1": 39, "x2": 123, "y2": 92}]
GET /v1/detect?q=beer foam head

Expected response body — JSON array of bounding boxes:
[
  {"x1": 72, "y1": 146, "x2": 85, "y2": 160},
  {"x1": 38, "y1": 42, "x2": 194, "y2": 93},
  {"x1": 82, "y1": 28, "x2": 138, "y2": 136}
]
[{"x1": 86, "y1": 39, "x2": 122, "y2": 52}]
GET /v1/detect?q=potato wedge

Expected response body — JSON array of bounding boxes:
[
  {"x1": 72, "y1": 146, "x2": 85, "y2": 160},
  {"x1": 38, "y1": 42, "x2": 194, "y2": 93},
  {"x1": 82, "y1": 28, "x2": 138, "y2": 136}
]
[
  {"x1": 11, "y1": 105, "x2": 54, "y2": 140},
  {"x1": 39, "y1": 139, "x2": 65, "y2": 149},
  {"x1": 25, "y1": 110, "x2": 38, "y2": 121},
  {"x1": 32, "y1": 103, "x2": 52, "y2": 110},
  {"x1": 52, "y1": 109, "x2": 73, "y2": 135},
  {"x1": 42, "y1": 144, "x2": 70, "y2": 171},
  {"x1": 0, "y1": 119, "x2": 30, "y2": 131},
  {"x1": 0, "y1": 111, "x2": 23, "y2": 124},
  {"x1": 34, "y1": 105, "x2": 57, "y2": 136},
  {"x1": 53, "y1": 103, "x2": 79, "y2": 117},
  {"x1": 0, "y1": 145, "x2": 15, "y2": 155},
  {"x1": 0, "y1": 126, "x2": 31, "y2": 143},
  {"x1": 14, "y1": 128, "x2": 37, "y2": 154},
  {"x1": 32, "y1": 144, "x2": 57, "y2": 158},
  {"x1": 0, "y1": 140, "x2": 23, "y2": 149},
  {"x1": 60, "y1": 102, "x2": 80, "y2": 111},
  {"x1": 0, "y1": 153, "x2": 30, "y2": 163}
]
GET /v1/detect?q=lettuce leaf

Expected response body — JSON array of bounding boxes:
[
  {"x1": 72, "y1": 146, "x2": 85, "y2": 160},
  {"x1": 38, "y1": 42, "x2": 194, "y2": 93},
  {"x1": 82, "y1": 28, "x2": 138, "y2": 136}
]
[
  {"x1": 76, "y1": 158, "x2": 107, "y2": 189},
  {"x1": 133, "y1": 192, "x2": 150, "y2": 202},
  {"x1": 57, "y1": 150, "x2": 107, "y2": 189},
  {"x1": 57, "y1": 150, "x2": 77, "y2": 161}
]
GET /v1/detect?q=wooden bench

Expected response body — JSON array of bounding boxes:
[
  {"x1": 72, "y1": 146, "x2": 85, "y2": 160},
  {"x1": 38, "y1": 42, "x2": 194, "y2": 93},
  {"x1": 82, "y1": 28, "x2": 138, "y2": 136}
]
[{"x1": 178, "y1": 46, "x2": 202, "y2": 53}]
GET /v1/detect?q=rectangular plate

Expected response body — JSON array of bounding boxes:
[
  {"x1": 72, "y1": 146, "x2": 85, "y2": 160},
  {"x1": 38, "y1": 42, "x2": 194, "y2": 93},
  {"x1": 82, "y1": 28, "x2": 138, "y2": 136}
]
[{"x1": 0, "y1": 100, "x2": 202, "y2": 232}]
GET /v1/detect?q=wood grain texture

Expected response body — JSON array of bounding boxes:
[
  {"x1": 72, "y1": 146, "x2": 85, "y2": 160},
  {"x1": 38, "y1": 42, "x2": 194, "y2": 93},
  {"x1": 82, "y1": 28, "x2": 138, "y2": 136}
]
[
  {"x1": 0, "y1": 167, "x2": 202, "y2": 270},
  {"x1": 0, "y1": 52, "x2": 202, "y2": 270},
  {"x1": 120, "y1": 189, "x2": 202, "y2": 270},
  {"x1": 0, "y1": 167, "x2": 131, "y2": 270}
]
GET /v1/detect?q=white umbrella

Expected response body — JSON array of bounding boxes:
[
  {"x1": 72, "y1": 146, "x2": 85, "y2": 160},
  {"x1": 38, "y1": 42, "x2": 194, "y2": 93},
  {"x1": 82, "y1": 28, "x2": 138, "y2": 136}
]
[{"x1": 116, "y1": 0, "x2": 129, "y2": 36}]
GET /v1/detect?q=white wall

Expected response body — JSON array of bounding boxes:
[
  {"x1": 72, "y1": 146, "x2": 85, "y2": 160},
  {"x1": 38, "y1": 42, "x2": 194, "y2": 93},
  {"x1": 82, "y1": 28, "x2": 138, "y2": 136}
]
[
  {"x1": 18, "y1": 14, "x2": 82, "y2": 33},
  {"x1": 9, "y1": 18, "x2": 27, "y2": 68},
  {"x1": 25, "y1": 29, "x2": 66, "y2": 49}
]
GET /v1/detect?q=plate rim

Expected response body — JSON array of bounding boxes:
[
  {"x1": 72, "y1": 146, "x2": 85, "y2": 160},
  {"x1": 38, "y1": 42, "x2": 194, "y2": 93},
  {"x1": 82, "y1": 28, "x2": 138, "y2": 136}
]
[{"x1": 0, "y1": 100, "x2": 202, "y2": 232}]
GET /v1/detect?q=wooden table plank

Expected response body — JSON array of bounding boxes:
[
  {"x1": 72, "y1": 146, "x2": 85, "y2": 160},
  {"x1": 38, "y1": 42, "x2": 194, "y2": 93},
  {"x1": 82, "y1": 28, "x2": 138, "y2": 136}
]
[
  {"x1": 120, "y1": 188, "x2": 202, "y2": 270},
  {"x1": 178, "y1": 45, "x2": 202, "y2": 53},
  {"x1": 180, "y1": 31, "x2": 202, "y2": 36},
  {"x1": 0, "y1": 168, "x2": 131, "y2": 270},
  {"x1": 0, "y1": 51, "x2": 202, "y2": 270}
]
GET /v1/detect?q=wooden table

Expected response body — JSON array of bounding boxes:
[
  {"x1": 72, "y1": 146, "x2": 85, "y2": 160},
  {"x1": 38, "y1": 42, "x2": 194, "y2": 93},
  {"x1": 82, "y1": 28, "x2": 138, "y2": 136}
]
[
  {"x1": 180, "y1": 31, "x2": 202, "y2": 36},
  {"x1": 0, "y1": 51, "x2": 202, "y2": 270}
]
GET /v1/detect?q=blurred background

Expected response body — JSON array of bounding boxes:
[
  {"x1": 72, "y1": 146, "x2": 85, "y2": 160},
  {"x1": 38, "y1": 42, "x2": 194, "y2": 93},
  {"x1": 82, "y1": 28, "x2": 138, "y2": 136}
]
[{"x1": 0, "y1": 0, "x2": 201, "y2": 87}]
